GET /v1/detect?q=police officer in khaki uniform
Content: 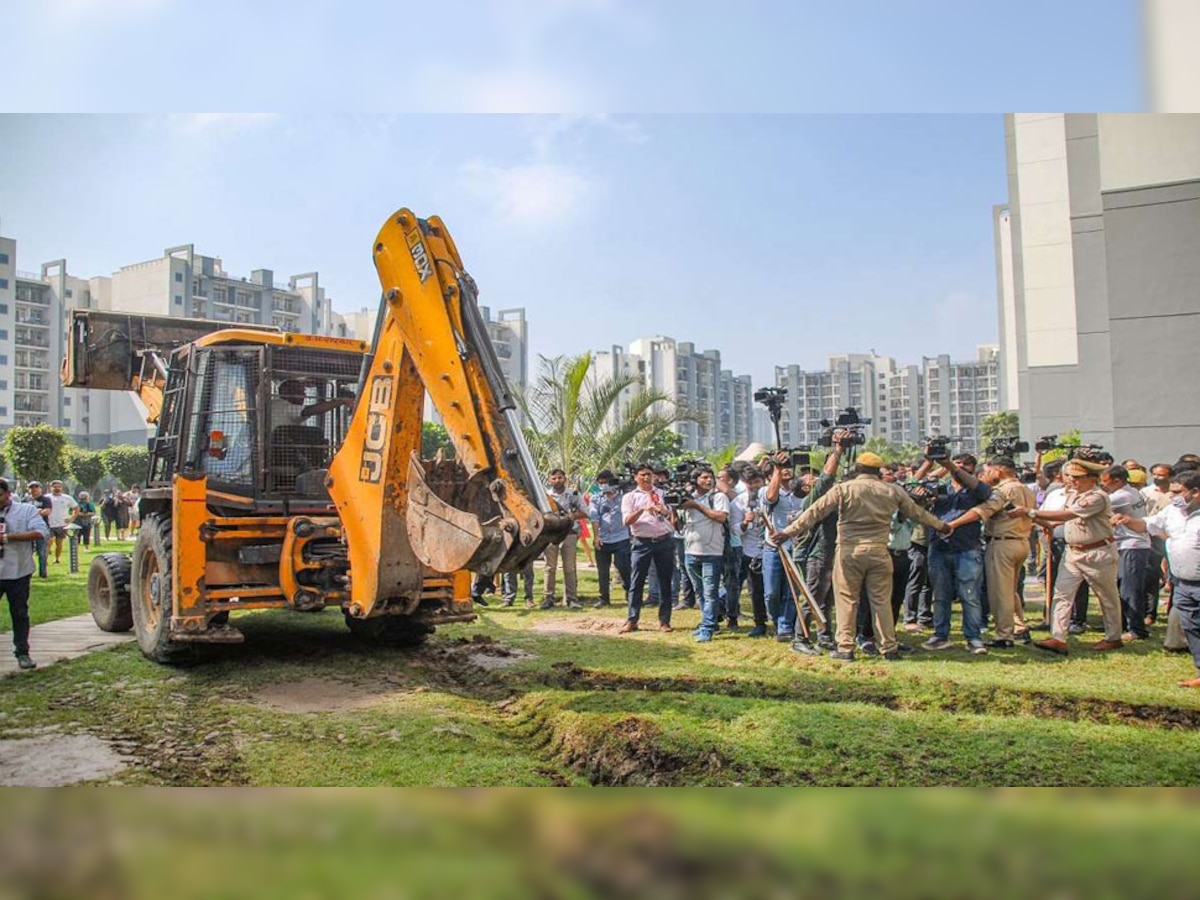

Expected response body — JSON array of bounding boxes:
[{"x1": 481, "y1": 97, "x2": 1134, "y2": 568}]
[
  {"x1": 946, "y1": 456, "x2": 1036, "y2": 647},
  {"x1": 1021, "y1": 459, "x2": 1124, "y2": 654},
  {"x1": 769, "y1": 452, "x2": 950, "y2": 661}
]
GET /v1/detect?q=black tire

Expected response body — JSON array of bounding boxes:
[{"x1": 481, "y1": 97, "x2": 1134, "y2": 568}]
[
  {"x1": 87, "y1": 553, "x2": 133, "y2": 632},
  {"x1": 130, "y1": 514, "x2": 191, "y2": 664},
  {"x1": 343, "y1": 611, "x2": 434, "y2": 647}
]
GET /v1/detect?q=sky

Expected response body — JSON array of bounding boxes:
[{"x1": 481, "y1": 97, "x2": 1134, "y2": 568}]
[{"x1": 0, "y1": 1, "x2": 1145, "y2": 389}]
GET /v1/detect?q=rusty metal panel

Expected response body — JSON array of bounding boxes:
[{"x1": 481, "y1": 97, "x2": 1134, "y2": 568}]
[{"x1": 62, "y1": 309, "x2": 276, "y2": 390}]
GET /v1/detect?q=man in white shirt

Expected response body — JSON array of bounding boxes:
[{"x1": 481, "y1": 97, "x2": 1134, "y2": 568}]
[
  {"x1": 1116, "y1": 469, "x2": 1200, "y2": 687},
  {"x1": 679, "y1": 468, "x2": 730, "y2": 642},
  {"x1": 1101, "y1": 465, "x2": 1153, "y2": 640},
  {"x1": 0, "y1": 477, "x2": 51, "y2": 669},
  {"x1": 46, "y1": 480, "x2": 79, "y2": 566}
]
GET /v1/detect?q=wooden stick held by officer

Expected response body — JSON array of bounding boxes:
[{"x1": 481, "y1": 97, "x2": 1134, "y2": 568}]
[{"x1": 768, "y1": 452, "x2": 951, "y2": 661}]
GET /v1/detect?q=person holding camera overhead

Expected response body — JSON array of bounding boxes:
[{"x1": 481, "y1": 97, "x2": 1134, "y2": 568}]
[
  {"x1": 760, "y1": 451, "x2": 805, "y2": 643},
  {"x1": 769, "y1": 451, "x2": 950, "y2": 661},
  {"x1": 912, "y1": 448, "x2": 993, "y2": 654}
]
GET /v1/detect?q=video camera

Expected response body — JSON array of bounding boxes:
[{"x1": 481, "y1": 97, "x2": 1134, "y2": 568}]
[
  {"x1": 659, "y1": 458, "x2": 708, "y2": 507},
  {"x1": 984, "y1": 436, "x2": 1030, "y2": 457},
  {"x1": 818, "y1": 407, "x2": 870, "y2": 448},
  {"x1": 754, "y1": 386, "x2": 789, "y2": 449},
  {"x1": 764, "y1": 446, "x2": 813, "y2": 471},
  {"x1": 923, "y1": 434, "x2": 965, "y2": 462},
  {"x1": 1034, "y1": 435, "x2": 1110, "y2": 463},
  {"x1": 904, "y1": 479, "x2": 943, "y2": 510}
]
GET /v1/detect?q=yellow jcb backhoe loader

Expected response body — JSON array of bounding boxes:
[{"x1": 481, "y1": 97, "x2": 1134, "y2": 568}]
[{"x1": 63, "y1": 208, "x2": 570, "y2": 662}]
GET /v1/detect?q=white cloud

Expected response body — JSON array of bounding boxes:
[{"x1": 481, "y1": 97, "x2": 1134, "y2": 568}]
[
  {"x1": 460, "y1": 160, "x2": 598, "y2": 225},
  {"x1": 168, "y1": 114, "x2": 279, "y2": 136},
  {"x1": 528, "y1": 114, "x2": 648, "y2": 157},
  {"x1": 41, "y1": 0, "x2": 168, "y2": 23}
]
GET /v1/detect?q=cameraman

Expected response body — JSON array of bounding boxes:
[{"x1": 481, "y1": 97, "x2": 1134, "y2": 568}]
[
  {"x1": 730, "y1": 466, "x2": 768, "y2": 636},
  {"x1": 769, "y1": 452, "x2": 950, "y2": 661},
  {"x1": 620, "y1": 464, "x2": 677, "y2": 634},
  {"x1": 916, "y1": 453, "x2": 993, "y2": 654},
  {"x1": 678, "y1": 467, "x2": 730, "y2": 642},
  {"x1": 790, "y1": 435, "x2": 849, "y2": 655},
  {"x1": 587, "y1": 470, "x2": 631, "y2": 609},
  {"x1": 761, "y1": 451, "x2": 805, "y2": 642}
]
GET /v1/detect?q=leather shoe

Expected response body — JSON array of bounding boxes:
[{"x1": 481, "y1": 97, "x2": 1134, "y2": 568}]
[
  {"x1": 657, "y1": 623, "x2": 673, "y2": 633},
  {"x1": 1034, "y1": 638, "x2": 1069, "y2": 655},
  {"x1": 1092, "y1": 639, "x2": 1124, "y2": 652},
  {"x1": 828, "y1": 650, "x2": 855, "y2": 661},
  {"x1": 16, "y1": 654, "x2": 36, "y2": 670},
  {"x1": 790, "y1": 640, "x2": 821, "y2": 656},
  {"x1": 619, "y1": 620, "x2": 639, "y2": 634},
  {"x1": 985, "y1": 639, "x2": 1014, "y2": 649},
  {"x1": 1177, "y1": 677, "x2": 1200, "y2": 688}
]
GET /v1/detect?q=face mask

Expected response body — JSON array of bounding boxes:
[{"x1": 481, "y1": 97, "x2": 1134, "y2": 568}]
[
  {"x1": 1155, "y1": 479, "x2": 1170, "y2": 490},
  {"x1": 1171, "y1": 496, "x2": 1188, "y2": 510}
]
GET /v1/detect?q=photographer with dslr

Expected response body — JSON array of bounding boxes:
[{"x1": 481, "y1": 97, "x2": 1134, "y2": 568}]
[
  {"x1": 915, "y1": 450, "x2": 993, "y2": 654},
  {"x1": 620, "y1": 464, "x2": 677, "y2": 633},
  {"x1": 770, "y1": 451, "x2": 949, "y2": 661},
  {"x1": 587, "y1": 469, "x2": 632, "y2": 609},
  {"x1": 678, "y1": 467, "x2": 731, "y2": 642}
]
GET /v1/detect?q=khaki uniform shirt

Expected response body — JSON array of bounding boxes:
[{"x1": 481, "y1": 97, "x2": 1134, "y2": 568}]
[
  {"x1": 1062, "y1": 487, "x2": 1114, "y2": 547},
  {"x1": 978, "y1": 478, "x2": 1037, "y2": 539},
  {"x1": 780, "y1": 474, "x2": 945, "y2": 547}
]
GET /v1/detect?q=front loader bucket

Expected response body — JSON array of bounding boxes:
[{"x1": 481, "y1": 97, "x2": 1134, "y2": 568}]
[{"x1": 406, "y1": 453, "x2": 512, "y2": 574}]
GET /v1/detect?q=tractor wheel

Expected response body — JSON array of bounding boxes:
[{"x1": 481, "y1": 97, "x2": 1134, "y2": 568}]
[
  {"x1": 130, "y1": 514, "x2": 191, "y2": 664},
  {"x1": 343, "y1": 611, "x2": 434, "y2": 647},
  {"x1": 87, "y1": 553, "x2": 133, "y2": 632}
]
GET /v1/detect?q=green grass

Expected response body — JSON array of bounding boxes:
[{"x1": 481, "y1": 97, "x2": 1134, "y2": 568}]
[
  {"x1": 3, "y1": 561, "x2": 1199, "y2": 785},
  {"x1": 0, "y1": 537, "x2": 137, "y2": 631}
]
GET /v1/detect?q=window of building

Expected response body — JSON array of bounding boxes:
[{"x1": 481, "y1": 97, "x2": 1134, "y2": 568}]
[
  {"x1": 0, "y1": 355, "x2": 7, "y2": 365},
  {"x1": 175, "y1": 272, "x2": 184, "y2": 283},
  {"x1": 65, "y1": 288, "x2": 73, "y2": 298},
  {"x1": 0, "y1": 253, "x2": 9, "y2": 265},
  {"x1": 175, "y1": 295, "x2": 183, "y2": 305},
  {"x1": 64, "y1": 418, "x2": 71, "y2": 427},
  {"x1": 0, "y1": 305, "x2": 6, "y2": 314},
  {"x1": 0, "y1": 278, "x2": 7, "y2": 289},
  {"x1": 0, "y1": 330, "x2": 5, "y2": 340}
]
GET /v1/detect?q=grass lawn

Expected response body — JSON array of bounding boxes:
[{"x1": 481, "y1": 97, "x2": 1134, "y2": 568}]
[
  {"x1": 2, "y1": 560, "x2": 1198, "y2": 785},
  {"x1": 0, "y1": 537, "x2": 137, "y2": 631}
]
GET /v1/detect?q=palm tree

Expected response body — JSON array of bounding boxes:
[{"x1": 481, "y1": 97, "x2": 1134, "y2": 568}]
[{"x1": 519, "y1": 352, "x2": 702, "y2": 481}]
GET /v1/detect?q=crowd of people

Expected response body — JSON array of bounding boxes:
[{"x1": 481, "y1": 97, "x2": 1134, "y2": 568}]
[
  {"x1": 3, "y1": 480, "x2": 143, "y2": 670},
  {"x1": 484, "y1": 437, "x2": 1200, "y2": 691}
]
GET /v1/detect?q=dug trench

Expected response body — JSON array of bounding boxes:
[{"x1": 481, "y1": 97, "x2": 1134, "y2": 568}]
[{"x1": 15, "y1": 625, "x2": 1200, "y2": 786}]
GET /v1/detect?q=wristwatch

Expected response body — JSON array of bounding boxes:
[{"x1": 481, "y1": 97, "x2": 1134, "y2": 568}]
[{"x1": 1026, "y1": 509, "x2": 1038, "y2": 520}]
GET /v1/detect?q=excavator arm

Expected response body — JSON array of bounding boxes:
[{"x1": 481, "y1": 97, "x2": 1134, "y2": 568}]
[{"x1": 327, "y1": 208, "x2": 571, "y2": 619}]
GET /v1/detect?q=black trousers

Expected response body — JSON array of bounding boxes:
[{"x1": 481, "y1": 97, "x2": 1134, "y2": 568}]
[
  {"x1": 739, "y1": 554, "x2": 766, "y2": 627},
  {"x1": 1118, "y1": 547, "x2": 1151, "y2": 638},
  {"x1": 858, "y1": 549, "x2": 909, "y2": 642},
  {"x1": 904, "y1": 542, "x2": 933, "y2": 625},
  {"x1": 595, "y1": 538, "x2": 631, "y2": 604},
  {"x1": 2, "y1": 575, "x2": 33, "y2": 657},
  {"x1": 628, "y1": 536, "x2": 676, "y2": 624}
]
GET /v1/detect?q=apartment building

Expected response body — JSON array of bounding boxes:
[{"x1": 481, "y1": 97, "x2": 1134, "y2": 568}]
[
  {"x1": 479, "y1": 306, "x2": 529, "y2": 393},
  {"x1": 923, "y1": 346, "x2": 1000, "y2": 453}
]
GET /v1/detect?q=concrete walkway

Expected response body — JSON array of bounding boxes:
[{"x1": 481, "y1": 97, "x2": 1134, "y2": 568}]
[{"x1": 1, "y1": 614, "x2": 136, "y2": 679}]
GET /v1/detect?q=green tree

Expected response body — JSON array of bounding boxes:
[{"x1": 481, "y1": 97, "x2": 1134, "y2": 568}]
[
  {"x1": 861, "y1": 436, "x2": 923, "y2": 465},
  {"x1": 65, "y1": 446, "x2": 107, "y2": 491},
  {"x1": 519, "y1": 352, "x2": 701, "y2": 481},
  {"x1": 101, "y1": 444, "x2": 150, "y2": 487},
  {"x1": 642, "y1": 430, "x2": 687, "y2": 468},
  {"x1": 979, "y1": 411, "x2": 1021, "y2": 451},
  {"x1": 421, "y1": 421, "x2": 456, "y2": 458},
  {"x1": 5, "y1": 424, "x2": 67, "y2": 485}
]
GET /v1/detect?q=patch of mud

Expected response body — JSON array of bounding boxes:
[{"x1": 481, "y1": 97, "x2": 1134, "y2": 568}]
[
  {"x1": 0, "y1": 733, "x2": 127, "y2": 786},
  {"x1": 252, "y1": 677, "x2": 402, "y2": 714},
  {"x1": 251, "y1": 635, "x2": 532, "y2": 712},
  {"x1": 531, "y1": 617, "x2": 626, "y2": 636},
  {"x1": 549, "y1": 714, "x2": 729, "y2": 786}
]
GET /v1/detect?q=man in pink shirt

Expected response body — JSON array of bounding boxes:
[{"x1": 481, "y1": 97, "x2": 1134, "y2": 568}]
[{"x1": 620, "y1": 464, "x2": 677, "y2": 633}]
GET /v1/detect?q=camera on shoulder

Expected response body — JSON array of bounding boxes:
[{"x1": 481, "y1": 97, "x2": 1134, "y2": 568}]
[
  {"x1": 818, "y1": 407, "x2": 869, "y2": 448},
  {"x1": 923, "y1": 434, "x2": 957, "y2": 462}
]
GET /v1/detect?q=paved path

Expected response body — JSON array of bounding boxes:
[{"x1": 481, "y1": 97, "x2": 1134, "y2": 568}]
[{"x1": 1, "y1": 614, "x2": 136, "y2": 679}]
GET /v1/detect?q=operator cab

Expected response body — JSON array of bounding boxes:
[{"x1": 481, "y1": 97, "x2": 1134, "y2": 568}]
[{"x1": 147, "y1": 333, "x2": 365, "y2": 515}]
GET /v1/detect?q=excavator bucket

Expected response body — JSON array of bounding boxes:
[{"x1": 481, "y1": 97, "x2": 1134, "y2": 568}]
[{"x1": 405, "y1": 453, "x2": 512, "y2": 573}]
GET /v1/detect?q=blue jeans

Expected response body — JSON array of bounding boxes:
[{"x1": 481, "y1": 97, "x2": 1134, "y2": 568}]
[
  {"x1": 929, "y1": 547, "x2": 984, "y2": 642},
  {"x1": 762, "y1": 546, "x2": 796, "y2": 636},
  {"x1": 628, "y1": 536, "x2": 675, "y2": 624},
  {"x1": 33, "y1": 537, "x2": 47, "y2": 578},
  {"x1": 1173, "y1": 581, "x2": 1200, "y2": 676},
  {"x1": 685, "y1": 553, "x2": 724, "y2": 635}
]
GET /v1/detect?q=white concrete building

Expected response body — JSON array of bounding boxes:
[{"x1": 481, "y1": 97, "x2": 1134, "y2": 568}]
[
  {"x1": 479, "y1": 306, "x2": 528, "y2": 393},
  {"x1": 922, "y1": 345, "x2": 1000, "y2": 454},
  {"x1": 997, "y1": 113, "x2": 1200, "y2": 461}
]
